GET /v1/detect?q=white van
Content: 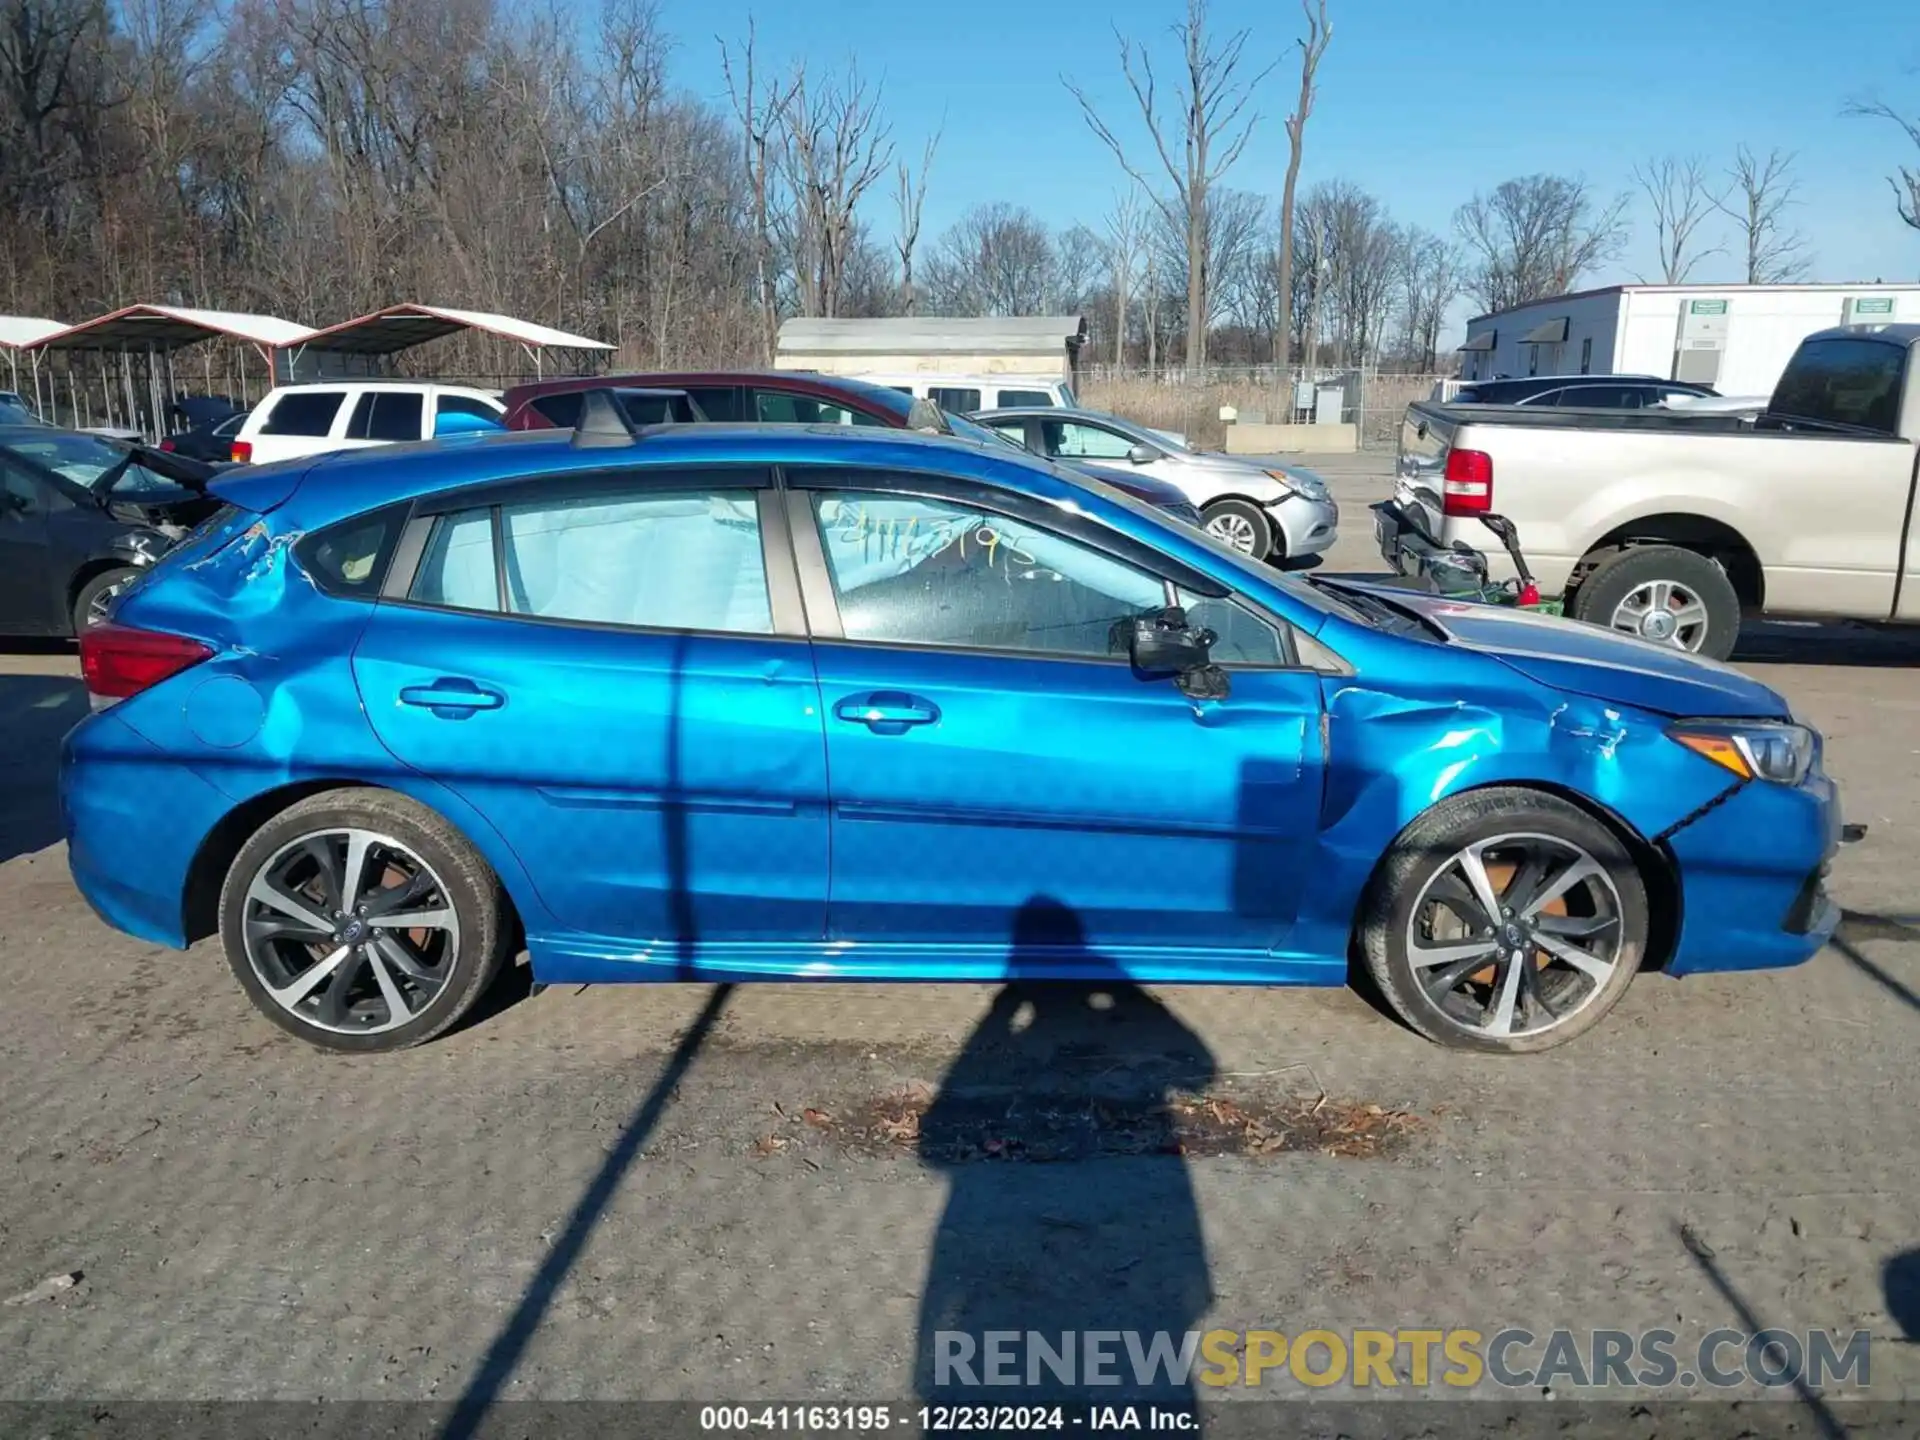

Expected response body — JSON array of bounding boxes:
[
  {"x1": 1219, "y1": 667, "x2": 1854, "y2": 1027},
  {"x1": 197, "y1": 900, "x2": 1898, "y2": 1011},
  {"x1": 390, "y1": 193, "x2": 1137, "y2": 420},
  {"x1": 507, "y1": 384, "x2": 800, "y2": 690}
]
[
  {"x1": 852, "y1": 374, "x2": 1076, "y2": 414},
  {"x1": 231, "y1": 381, "x2": 505, "y2": 464}
]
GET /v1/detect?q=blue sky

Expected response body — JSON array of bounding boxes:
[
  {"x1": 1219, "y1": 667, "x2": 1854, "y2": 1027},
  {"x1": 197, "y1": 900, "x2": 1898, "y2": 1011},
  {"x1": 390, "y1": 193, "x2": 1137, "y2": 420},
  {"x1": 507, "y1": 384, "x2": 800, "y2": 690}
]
[{"x1": 654, "y1": 0, "x2": 1920, "y2": 297}]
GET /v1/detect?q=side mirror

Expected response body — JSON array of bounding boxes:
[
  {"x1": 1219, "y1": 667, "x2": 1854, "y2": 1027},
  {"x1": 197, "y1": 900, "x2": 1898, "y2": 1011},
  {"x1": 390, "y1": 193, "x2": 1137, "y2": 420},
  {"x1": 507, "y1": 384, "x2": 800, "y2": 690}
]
[
  {"x1": 1113, "y1": 608, "x2": 1230, "y2": 699},
  {"x1": 1126, "y1": 443, "x2": 1159, "y2": 465},
  {"x1": 434, "y1": 411, "x2": 505, "y2": 438}
]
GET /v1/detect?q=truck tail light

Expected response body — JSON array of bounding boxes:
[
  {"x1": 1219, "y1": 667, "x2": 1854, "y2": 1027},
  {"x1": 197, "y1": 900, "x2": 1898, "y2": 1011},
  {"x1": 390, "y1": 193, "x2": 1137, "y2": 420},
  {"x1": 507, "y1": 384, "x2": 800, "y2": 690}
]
[
  {"x1": 158, "y1": 437, "x2": 176, "y2": 452},
  {"x1": 229, "y1": 440, "x2": 253, "y2": 463},
  {"x1": 1442, "y1": 448, "x2": 1493, "y2": 516},
  {"x1": 80, "y1": 624, "x2": 213, "y2": 703}
]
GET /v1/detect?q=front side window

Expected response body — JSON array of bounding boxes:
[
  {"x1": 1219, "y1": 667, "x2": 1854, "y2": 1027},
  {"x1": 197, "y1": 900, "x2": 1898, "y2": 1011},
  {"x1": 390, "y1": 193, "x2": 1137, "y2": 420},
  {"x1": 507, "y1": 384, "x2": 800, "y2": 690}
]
[
  {"x1": 0, "y1": 459, "x2": 48, "y2": 518},
  {"x1": 262, "y1": 390, "x2": 346, "y2": 437},
  {"x1": 347, "y1": 390, "x2": 425, "y2": 442},
  {"x1": 1174, "y1": 588, "x2": 1291, "y2": 666},
  {"x1": 809, "y1": 490, "x2": 1165, "y2": 658},
  {"x1": 1042, "y1": 420, "x2": 1136, "y2": 461},
  {"x1": 410, "y1": 488, "x2": 772, "y2": 634},
  {"x1": 752, "y1": 390, "x2": 886, "y2": 427}
]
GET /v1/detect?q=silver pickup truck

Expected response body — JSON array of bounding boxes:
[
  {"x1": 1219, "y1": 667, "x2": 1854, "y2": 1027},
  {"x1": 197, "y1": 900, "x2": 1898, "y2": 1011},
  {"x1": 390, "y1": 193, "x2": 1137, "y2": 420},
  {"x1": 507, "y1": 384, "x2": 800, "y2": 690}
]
[{"x1": 1375, "y1": 323, "x2": 1920, "y2": 660}]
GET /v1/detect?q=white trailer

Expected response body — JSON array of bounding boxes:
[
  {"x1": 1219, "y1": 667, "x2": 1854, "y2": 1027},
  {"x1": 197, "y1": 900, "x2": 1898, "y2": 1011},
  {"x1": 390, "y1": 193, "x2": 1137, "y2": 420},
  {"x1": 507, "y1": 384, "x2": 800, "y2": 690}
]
[{"x1": 1457, "y1": 283, "x2": 1920, "y2": 396}]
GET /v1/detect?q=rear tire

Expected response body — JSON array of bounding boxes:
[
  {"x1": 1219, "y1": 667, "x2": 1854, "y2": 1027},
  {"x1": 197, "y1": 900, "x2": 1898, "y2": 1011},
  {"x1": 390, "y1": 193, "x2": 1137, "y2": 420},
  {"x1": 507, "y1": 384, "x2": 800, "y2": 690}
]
[
  {"x1": 1359, "y1": 787, "x2": 1647, "y2": 1054},
  {"x1": 218, "y1": 788, "x2": 510, "y2": 1053},
  {"x1": 1571, "y1": 545, "x2": 1740, "y2": 661},
  {"x1": 72, "y1": 565, "x2": 140, "y2": 635},
  {"x1": 1202, "y1": 498, "x2": 1275, "y2": 561}
]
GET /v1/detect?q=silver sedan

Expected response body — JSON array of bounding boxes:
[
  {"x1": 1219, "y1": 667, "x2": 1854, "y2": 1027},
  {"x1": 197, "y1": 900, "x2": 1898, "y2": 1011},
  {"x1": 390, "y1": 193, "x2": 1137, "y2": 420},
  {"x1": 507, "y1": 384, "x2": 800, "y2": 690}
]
[{"x1": 973, "y1": 406, "x2": 1339, "y2": 563}]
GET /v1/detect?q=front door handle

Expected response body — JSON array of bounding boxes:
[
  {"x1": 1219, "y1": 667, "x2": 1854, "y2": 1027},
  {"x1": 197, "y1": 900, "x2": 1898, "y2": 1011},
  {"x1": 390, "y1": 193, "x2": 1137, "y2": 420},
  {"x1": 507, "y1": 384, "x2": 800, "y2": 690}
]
[
  {"x1": 833, "y1": 690, "x2": 940, "y2": 736},
  {"x1": 398, "y1": 677, "x2": 505, "y2": 719}
]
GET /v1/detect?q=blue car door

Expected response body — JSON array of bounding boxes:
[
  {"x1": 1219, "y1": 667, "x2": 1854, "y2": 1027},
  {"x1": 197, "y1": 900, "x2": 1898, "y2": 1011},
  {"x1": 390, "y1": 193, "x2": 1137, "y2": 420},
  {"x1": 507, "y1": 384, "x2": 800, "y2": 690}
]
[
  {"x1": 351, "y1": 469, "x2": 829, "y2": 954},
  {"x1": 785, "y1": 473, "x2": 1327, "y2": 958}
]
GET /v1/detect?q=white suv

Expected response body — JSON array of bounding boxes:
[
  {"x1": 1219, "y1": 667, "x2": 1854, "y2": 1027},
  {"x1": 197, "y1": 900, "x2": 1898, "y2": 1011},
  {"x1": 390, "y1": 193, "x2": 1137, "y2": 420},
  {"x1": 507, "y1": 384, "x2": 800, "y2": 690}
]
[
  {"x1": 231, "y1": 382, "x2": 504, "y2": 464},
  {"x1": 850, "y1": 373, "x2": 1076, "y2": 414}
]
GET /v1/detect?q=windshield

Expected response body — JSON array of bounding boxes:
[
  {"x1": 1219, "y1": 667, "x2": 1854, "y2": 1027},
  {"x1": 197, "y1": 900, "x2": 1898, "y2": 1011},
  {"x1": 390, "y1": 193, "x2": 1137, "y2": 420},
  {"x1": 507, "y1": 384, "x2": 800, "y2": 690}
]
[
  {"x1": 6, "y1": 431, "x2": 200, "y2": 502},
  {"x1": 0, "y1": 397, "x2": 42, "y2": 425}
]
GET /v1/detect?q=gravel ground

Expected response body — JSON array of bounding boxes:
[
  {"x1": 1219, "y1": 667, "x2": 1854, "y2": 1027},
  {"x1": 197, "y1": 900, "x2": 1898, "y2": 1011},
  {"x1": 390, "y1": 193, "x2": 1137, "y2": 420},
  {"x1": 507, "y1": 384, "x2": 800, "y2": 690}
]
[{"x1": 1, "y1": 455, "x2": 1916, "y2": 1432}]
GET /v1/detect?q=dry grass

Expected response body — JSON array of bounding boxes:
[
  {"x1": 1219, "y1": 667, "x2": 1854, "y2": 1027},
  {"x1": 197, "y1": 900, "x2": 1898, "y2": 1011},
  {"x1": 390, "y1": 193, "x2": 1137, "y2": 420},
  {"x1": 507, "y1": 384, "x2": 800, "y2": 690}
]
[{"x1": 1081, "y1": 371, "x2": 1442, "y2": 451}]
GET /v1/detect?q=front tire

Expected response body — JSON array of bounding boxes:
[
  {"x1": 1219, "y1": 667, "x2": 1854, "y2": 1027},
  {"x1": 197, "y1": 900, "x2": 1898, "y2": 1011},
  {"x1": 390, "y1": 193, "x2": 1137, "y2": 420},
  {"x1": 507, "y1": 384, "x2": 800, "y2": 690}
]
[
  {"x1": 218, "y1": 788, "x2": 510, "y2": 1053},
  {"x1": 72, "y1": 565, "x2": 140, "y2": 634},
  {"x1": 1571, "y1": 545, "x2": 1740, "y2": 661},
  {"x1": 1359, "y1": 788, "x2": 1647, "y2": 1054},
  {"x1": 1201, "y1": 499, "x2": 1275, "y2": 561}
]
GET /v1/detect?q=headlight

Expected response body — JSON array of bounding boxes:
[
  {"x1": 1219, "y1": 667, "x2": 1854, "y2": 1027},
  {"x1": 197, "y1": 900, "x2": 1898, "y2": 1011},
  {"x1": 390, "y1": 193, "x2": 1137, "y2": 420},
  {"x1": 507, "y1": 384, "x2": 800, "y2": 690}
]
[
  {"x1": 1267, "y1": 468, "x2": 1327, "y2": 500},
  {"x1": 1669, "y1": 722, "x2": 1815, "y2": 785}
]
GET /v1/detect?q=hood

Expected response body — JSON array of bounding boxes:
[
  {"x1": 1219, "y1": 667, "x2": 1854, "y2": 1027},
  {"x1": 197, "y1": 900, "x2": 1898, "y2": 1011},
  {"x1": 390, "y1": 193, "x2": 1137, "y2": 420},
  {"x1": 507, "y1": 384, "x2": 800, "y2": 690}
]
[{"x1": 1340, "y1": 583, "x2": 1790, "y2": 720}]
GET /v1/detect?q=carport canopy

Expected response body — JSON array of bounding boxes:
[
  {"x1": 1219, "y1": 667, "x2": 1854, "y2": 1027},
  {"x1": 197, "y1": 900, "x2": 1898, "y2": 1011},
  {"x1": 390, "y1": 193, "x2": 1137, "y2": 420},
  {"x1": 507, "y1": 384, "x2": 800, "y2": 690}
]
[
  {"x1": 32, "y1": 304, "x2": 315, "y2": 360},
  {"x1": 0, "y1": 316, "x2": 68, "y2": 350},
  {"x1": 294, "y1": 304, "x2": 613, "y2": 359}
]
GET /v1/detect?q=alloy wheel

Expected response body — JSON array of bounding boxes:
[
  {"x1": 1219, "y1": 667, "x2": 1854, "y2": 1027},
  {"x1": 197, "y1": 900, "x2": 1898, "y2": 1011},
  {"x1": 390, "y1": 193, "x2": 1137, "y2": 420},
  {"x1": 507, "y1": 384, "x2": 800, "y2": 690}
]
[
  {"x1": 86, "y1": 578, "x2": 132, "y2": 626},
  {"x1": 1609, "y1": 579, "x2": 1710, "y2": 651},
  {"x1": 1206, "y1": 512, "x2": 1260, "y2": 553},
  {"x1": 241, "y1": 827, "x2": 461, "y2": 1036},
  {"x1": 1404, "y1": 832, "x2": 1625, "y2": 1041}
]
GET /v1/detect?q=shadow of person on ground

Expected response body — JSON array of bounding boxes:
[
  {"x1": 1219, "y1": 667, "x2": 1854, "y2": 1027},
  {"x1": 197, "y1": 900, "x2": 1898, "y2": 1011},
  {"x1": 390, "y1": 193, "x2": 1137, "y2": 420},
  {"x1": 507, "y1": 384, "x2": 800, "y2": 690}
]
[
  {"x1": 1885, "y1": 1249, "x2": 1920, "y2": 1340},
  {"x1": 0, "y1": 671, "x2": 87, "y2": 865},
  {"x1": 915, "y1": 896, "x2": 1215, "y2": 1428}
]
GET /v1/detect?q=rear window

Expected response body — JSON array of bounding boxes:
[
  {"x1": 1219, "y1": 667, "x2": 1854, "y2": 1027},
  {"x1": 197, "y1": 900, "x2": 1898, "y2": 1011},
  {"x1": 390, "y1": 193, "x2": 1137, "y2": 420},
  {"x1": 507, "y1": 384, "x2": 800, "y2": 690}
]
[
  {"x1": 1770, "y1": 338, "x2": 1908, "y2": 434},
  {"x1": 346, "y1": 390, "x2": 424, "y2": 442},
  {"x1": 262, "y1": 390, "x2": 346, "y2": 437},
  {"x1": 683, "y1": 386, "x2": 743, "y2": 421},
  {"x1": 297, "y1": 506, "x2": 408, "y2": 598},
  {"x1": 996, "y1": 389, "x2": 1053, "y2": 407}
]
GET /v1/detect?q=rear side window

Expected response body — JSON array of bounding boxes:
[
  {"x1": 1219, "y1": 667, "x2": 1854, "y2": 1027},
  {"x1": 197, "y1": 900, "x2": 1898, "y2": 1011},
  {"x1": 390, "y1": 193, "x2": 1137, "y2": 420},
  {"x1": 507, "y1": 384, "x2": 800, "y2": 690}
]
[
  {"x1": 409, "y1": 490, "x2": 774, "y2": 634},
  {"x1": 346, "y1": 390, "x2": 425, "y2": 442},
  {"x1": 299, "y1": 506, "x2": 408, "y2": 597},
  {"x1": 1771, "y1": 338, "x2": 1908, "y2": 434},
  {"x1": 929, "y1": 386, "x2": 982, "y2": 412},
  {"x1": 530, "y1": 393, "x2": 583, "y2": 429},
  {"x1": 996, "y1": 389, "x2": 1052, "y2": 407},
  {"x1": 436, "y1": 394, "x2": 499, "y2": 420},
  {"x1": 752, "y1": 390, "x2": 886, "y2": 426},
  {"x1": 261, "y1": 391, "x2": 346, "y2": 437}
]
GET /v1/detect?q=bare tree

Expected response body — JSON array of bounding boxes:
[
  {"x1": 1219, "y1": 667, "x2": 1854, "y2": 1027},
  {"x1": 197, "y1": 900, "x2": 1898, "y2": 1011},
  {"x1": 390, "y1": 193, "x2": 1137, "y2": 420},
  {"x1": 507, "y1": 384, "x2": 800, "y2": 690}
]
[
  {"x1": 1102, "y1": 188, "x2": 1146, "y2": 364},
  {"x1": 1632, "y1": 155, "x2": 1724, "y2": 283},
  {"x1": 1276, "y1": 0, "x2": 1330, "y2": 375},
  {"x1": 924, "y1": 201, "x2": 1055, "y2": 316},
  {"x1": 774, "y1": 59, "x2": 894, "y2": 318},
  {"x1": 1455, "y1": 175, "x2": 1630, "y2": 313},
  {"x1": 1064, "y1": 0, "x2": 1273, "y2": 372},
  {"x1": 1845, "y1": 97, "x2": 1920, "y2": 231},
  {"x1": 719, "y1": 21, "x2": 794, "y2": 358},
  {"x1": 1712, "y1": 145, "x2": 1810, "y2": 283},
  {"x1": 892, "y1": 130, "x2": 937, "y2": 315},
  {"x1": 1394, "y1": 227, "x2": 1461, "y2": 371}
]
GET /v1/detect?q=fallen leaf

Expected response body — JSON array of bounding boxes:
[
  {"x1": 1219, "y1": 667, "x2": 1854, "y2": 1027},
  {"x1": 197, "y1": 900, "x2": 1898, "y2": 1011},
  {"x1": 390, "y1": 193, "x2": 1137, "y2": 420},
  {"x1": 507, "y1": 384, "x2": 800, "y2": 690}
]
[
  {"x1": 802, "y1": 1108, "x2": 834, "y2": 1129},
  {"x1": 752, "y1": 1134, "x2": 788, "y2": 1156}
]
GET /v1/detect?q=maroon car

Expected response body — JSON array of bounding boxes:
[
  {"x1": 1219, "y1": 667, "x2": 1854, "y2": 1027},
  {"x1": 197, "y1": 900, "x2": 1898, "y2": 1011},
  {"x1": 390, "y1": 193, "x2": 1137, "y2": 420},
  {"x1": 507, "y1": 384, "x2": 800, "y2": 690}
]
[{"x1": 499, "y1": 370, "x2": 1203, "y2": 526}]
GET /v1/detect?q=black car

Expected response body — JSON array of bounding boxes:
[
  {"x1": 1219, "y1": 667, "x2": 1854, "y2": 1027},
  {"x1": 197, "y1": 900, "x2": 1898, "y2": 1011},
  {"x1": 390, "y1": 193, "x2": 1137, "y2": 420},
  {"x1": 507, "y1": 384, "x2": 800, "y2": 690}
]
[
  {"x1": 160, "y1": 410, "x2": 247, "y2": 463},
  {"x1": 1451, "y1": 375, "x2": 1717, "y2": 408},
  {"x1": 0, "y1": 425, "x2": 223, "y2": 636}
]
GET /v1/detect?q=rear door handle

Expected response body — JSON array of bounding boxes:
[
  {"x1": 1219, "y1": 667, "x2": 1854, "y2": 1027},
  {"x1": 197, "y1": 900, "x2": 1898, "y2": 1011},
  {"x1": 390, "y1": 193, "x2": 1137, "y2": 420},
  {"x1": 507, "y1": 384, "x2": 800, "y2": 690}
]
[
  {"x1": 398, "y1": 677, "x2": 505, "y2": 718},
  {"x1": 833, "y1": 690, "x2": 940, "y2": 735}
]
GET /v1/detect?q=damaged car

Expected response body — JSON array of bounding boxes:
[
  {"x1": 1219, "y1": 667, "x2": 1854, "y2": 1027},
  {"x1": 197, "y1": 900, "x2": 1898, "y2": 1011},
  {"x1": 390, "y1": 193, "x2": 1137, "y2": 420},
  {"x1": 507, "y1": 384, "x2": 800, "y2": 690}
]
[
  {"x1": 61, "y1": 398, "x2": 1843, "y2": 1055},
  {"x1": 1, "y1": 425, "x2": 224, "y2": 636}
]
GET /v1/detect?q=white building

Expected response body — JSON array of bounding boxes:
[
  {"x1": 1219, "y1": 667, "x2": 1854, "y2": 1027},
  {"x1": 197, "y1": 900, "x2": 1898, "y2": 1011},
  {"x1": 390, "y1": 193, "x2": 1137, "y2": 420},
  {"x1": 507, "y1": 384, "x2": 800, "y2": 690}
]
[
  {"x1": 775, "y1": 316, "x2": 1087, "y2": 383},
  {"x1": 1457, "y1": 283, "x2": 1920, "y2": 396}
]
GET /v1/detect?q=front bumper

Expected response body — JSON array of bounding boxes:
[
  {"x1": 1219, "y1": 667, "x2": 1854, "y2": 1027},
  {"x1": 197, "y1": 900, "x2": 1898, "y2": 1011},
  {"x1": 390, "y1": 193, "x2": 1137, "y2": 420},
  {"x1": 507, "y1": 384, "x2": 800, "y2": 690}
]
[
  {"x1": 1271, "y1": 492, "x2": 1339, "y2": 559},
  {"x1": 1663, "y1": 767, "x2": 1843, "y2": 975}
]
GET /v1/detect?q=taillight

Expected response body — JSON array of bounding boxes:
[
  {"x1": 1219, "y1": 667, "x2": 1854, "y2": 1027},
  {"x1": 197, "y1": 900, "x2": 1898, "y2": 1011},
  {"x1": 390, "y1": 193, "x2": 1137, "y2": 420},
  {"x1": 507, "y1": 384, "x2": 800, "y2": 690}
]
[
  {"x1": 1442, "y1": 448, "x2": 1493, "y2": 516},
  {"x1": 79, "y1": 624, "x2": 213, "y2": 702},
  {"x1": 229, "y1": 440, "x2": 253, "y2": 463},
  {"x1": 158, "y1": 437, "x2": 176, "y2": 452}
]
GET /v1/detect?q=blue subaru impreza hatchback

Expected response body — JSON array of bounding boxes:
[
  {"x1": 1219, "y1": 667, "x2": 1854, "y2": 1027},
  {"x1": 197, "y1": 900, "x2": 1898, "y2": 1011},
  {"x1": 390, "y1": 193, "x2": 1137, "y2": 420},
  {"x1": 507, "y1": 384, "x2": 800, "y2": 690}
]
[{"x1": 61, "y1": 401, "x2": 1841, "y2": 1054}]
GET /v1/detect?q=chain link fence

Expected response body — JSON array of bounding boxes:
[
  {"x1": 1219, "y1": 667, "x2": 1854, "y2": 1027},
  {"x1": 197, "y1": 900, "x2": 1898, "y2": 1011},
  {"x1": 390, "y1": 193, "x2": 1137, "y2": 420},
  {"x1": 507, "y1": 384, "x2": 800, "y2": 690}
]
[{"x1": 1078, "y1": 365, "x2": 1449, "y2": 452}]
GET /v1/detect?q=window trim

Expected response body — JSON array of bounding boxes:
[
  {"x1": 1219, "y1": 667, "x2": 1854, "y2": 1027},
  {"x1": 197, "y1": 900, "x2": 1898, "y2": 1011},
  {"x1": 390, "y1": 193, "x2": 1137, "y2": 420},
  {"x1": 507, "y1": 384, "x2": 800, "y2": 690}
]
[{"x1": 380, "y1": 467, "x2": 805, "y2": 641}]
